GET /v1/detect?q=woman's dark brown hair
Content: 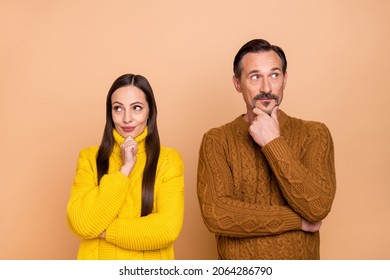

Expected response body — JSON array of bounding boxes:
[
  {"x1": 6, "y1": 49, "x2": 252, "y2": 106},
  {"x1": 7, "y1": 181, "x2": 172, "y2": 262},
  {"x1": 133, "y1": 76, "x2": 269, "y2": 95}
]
[{"x1": 96, "y1": 74, "x2": 160, "y2": 217}]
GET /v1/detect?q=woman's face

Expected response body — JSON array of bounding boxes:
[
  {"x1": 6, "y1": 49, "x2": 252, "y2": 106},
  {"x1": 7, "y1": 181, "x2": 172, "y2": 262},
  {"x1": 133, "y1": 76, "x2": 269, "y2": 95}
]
[{"x1": 111, "y1": 85, "x2": 149, "y2": 139}]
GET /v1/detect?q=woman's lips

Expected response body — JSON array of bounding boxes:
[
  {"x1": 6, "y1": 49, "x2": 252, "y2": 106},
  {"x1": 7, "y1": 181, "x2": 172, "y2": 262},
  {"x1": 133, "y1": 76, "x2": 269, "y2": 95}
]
[{"x1": 121, "y1": 126, "x2": 135, "y2": 133}]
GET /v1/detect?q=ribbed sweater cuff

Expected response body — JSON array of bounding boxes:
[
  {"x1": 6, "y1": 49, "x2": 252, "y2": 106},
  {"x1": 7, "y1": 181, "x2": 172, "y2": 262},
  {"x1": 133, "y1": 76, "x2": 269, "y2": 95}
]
[
  {"x1": 262, "y1": 137, "x2": 292, "y2": 163},
  {"x1": 105, "y1": 219, "x2": 118, "y2": 246},
  {"x1": 99, "y1": 171, "x2": 130, "y2": 206},
  {"x1": 282, "y1": 210, "x2": 303, "y2": 231}
]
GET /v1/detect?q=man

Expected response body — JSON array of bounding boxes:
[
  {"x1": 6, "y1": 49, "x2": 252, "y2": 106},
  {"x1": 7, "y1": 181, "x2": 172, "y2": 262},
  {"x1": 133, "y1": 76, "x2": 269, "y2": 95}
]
[{"x1": 197, "y1": 39, "x2": 336, "y2": 259}]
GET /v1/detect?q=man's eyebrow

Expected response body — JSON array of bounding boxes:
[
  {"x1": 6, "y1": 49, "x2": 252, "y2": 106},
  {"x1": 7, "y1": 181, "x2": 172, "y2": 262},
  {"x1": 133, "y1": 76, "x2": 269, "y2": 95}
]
[{"x1": 248, "y1": 69, "x2": 259, "y2": 75}]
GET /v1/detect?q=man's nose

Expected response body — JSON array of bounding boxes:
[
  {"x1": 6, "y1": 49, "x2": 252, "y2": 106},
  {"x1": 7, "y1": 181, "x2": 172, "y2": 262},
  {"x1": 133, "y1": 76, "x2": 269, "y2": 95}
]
[{"x1": 260, "y1": 78, "x2": 272, "y2": 93}]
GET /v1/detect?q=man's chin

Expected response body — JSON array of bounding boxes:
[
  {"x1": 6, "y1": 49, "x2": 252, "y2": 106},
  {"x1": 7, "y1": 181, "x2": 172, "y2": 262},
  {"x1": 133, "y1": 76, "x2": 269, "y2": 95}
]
[
  {"x1": 260, "y1": 107, "x2": 273, "y2": 115},
  {"x1": 257, "y1": 103, "x2": 278, "y2": 115}
]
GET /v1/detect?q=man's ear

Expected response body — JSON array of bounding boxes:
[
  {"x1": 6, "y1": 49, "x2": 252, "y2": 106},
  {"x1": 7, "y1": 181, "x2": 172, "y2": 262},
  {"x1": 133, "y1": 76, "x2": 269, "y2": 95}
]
[{"x1": 232, "y1": 75, "x2": 242, "y2": 93}]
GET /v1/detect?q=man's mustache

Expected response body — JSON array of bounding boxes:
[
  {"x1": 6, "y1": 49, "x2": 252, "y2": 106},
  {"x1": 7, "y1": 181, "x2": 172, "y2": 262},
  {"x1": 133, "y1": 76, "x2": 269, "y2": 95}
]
[{"x1": 252, "y1": 93, "x2": 279, "y2": 108}]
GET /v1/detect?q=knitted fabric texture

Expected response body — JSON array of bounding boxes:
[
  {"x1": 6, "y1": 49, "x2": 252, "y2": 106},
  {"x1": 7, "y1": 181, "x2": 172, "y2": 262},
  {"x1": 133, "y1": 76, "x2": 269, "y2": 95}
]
[
  {"x1": 67, "y1": 128, "x2": 184, "y2": 259},
  {"x1": 197, "y1": 110, "x2": 336, "y2": 259}
]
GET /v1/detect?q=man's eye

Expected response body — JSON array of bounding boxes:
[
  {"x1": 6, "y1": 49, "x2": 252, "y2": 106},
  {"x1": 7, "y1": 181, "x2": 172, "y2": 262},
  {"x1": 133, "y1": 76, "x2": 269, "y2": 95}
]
[
  {"x1": 271, "y1": 73, "x2": 279, "y2": 78},
  {"x1": 251, "y1": 75, "x2": 259, "y2": 80}
]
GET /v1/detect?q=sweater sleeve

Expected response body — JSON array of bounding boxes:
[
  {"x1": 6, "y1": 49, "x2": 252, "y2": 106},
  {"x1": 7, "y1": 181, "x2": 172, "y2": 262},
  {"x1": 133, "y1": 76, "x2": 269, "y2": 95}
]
[
  {"x1": 67, "y1": 148, "x2": 130, "y2": 239},
  {"x1": 104, "y1": 149, "x2": 184, "y2": 251},
  {"x1": 262, "y1": 122, "x2": 336, "y2": 222},
  {"x1": 197, "y1": 129, "x2": 302, "y2": 238}
]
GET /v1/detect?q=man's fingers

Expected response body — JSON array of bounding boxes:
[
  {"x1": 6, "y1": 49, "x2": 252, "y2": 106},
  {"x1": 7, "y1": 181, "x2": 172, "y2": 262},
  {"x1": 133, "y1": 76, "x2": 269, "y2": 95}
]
[{"x1": 270, "y1": 105, "x2": 279, "y2": 119}]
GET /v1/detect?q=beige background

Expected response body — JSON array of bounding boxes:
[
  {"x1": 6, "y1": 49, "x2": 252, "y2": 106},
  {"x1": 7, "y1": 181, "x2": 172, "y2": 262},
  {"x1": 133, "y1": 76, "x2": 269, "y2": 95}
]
[{"x1": 1, "y1": 0, "x2": 389, "y2": 259}]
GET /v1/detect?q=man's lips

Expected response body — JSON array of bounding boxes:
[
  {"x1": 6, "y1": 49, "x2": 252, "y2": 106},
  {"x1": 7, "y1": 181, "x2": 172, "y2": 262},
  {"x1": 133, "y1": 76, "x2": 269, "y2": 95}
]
[
  {"x1": 253, "y1": 93, "x2": 279, "y2": 106},
  {"x1": 253, "y1": 98, "x2": 277, "y2": 108}
]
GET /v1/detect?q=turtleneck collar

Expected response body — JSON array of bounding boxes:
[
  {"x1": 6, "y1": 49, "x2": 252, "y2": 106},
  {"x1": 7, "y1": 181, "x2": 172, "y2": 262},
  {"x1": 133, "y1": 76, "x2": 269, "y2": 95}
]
[{"x1": 112, "y1": 127, "x2": 148, "y2": 154}]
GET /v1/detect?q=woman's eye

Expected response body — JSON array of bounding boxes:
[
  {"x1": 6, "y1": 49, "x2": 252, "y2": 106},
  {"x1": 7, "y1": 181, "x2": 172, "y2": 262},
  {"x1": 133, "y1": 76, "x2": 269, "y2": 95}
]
[
  {"x1": 113, "y1": 106, "x2": 122, "y2": 112},
  {"x1": 133, "y1": 105, "x2": 142, "y2": 111}
]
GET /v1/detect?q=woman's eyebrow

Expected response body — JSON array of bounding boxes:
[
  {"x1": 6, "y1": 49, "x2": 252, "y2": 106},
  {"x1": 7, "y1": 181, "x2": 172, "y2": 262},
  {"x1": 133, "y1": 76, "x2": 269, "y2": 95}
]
[{"x1": 112, "y1": 101, "x2": 123, "y2": 105}]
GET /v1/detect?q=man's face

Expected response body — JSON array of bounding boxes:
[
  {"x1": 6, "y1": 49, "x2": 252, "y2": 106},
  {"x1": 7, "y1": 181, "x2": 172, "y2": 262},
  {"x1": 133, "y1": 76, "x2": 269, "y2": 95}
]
[{"x1": 233, "y1": 50, "x2": 288, "y2": 121}]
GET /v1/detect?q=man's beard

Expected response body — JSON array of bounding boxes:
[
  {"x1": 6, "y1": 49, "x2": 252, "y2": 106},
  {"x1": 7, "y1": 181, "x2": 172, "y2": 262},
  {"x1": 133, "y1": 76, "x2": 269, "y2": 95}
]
[{"x1": 252, "y1": 93, "x2": 279, "y2": 114}]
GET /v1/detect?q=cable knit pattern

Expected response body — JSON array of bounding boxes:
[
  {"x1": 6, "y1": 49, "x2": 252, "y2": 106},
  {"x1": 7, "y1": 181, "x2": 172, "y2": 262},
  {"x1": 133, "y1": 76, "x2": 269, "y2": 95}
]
[
  {"x1": 197, "y1": 110, "x2": 336, "y2": 259},
  {"x1": 67, "y1": 128, "x2": 184, "y2": 260}
]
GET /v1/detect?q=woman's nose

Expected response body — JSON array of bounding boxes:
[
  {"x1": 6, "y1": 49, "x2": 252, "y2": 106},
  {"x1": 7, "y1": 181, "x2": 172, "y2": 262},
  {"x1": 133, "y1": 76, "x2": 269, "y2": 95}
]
[{"x1": 123, "y1": 110, "x2": 132, "y2": 123}]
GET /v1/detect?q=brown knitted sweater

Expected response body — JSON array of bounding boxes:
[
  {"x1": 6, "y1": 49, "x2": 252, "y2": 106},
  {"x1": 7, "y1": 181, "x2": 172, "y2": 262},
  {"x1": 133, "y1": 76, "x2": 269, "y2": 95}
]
[{"x1": 197, "y1": 110, "x2": 336, "y2": 259}]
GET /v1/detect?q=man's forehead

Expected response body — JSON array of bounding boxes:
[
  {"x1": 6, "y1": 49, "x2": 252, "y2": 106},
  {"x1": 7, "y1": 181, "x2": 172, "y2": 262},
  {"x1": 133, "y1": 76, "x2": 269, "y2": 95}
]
[{"x1": 241, "y1": 51, "x2": 283, "y2": 71}]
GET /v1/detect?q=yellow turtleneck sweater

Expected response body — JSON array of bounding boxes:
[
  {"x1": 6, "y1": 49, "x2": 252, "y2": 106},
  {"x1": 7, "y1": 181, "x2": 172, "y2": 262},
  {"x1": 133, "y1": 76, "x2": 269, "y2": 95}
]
[{"x1": 67, "y1": 128, "x2": 184, "y2": 260}]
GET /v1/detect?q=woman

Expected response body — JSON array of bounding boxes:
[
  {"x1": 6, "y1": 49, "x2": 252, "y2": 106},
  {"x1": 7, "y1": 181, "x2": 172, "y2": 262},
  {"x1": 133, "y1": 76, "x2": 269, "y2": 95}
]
[{"x1": 67, "y1": 74, "x2": 184, "y2": 260}]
